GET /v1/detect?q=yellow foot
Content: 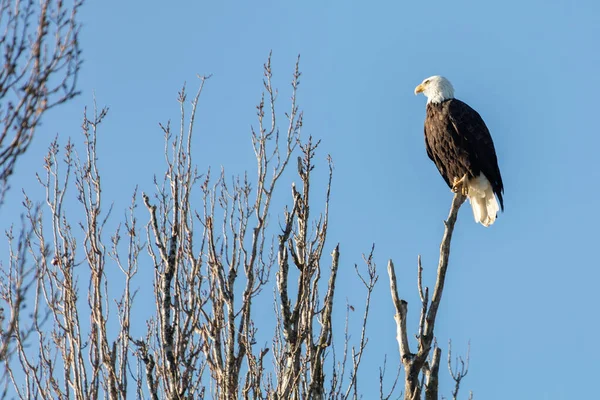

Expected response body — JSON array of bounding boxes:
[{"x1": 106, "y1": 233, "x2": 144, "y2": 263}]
[{"x1": 452, "y1": 174, "x2": 469, "y2": 196}]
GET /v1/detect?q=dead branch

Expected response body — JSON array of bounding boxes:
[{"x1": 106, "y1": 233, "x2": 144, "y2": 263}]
[
  {"x1": 424, "y1": 344, "x2": 441, "y2": 400},
  {"x1": 0, "y1": 212, "x2": 43, "y2": 365},
  {"x1": 379, "y1": 354, "x2": 402, "y2": 400},
  {"x1": 388, "y1": 193, "x2": 466, "y2": 400},
  {"x1": 0, "y1": 0, "x2": 83, "y2": 203},
  {"x1": 140, "y1": 76, "x2": 212, "y2": 399},
  {"x1": 0, "y1": 1, "x2": 83, "y2": 388},
  {"x1": 1, "y1": 104, "x2": 144, "y2": 400},
  {"x1": 342, "y1": 246, "x2": 378, "y2": 400},
  {"x1": 448, "y1": 340, "x2": 470, "y2": 400}
]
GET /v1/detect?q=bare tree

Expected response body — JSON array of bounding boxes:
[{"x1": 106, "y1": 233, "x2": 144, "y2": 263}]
[
  {"x1": 0, "y1": 0, "x2": 83, "y2": 203},
  {"x1": 0, "y1": 31, "x2": 478, "y2": 395},
  {"x1": 2, "y1": 55, "x2": 377, "y2": 399}
]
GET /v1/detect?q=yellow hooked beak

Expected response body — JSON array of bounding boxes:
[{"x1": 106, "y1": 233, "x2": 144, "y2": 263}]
[{"x1": 414, "y1": 83, "x2": 425, "y2": 95}]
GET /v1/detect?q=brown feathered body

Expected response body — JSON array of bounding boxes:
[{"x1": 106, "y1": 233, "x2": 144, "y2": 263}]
[{"x1": 424, "y1": 98, "x2": 504, "y2": 211}]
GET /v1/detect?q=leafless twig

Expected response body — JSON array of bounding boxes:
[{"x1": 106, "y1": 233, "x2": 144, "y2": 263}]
[
  {"x1": 448, "y1": 340, "x2": 470, "y2": 400},
  {"x1": 379, "y1": 354, "x2": 402, "y2": 400},
  {"x1": 0, "y1": 0, "x2": 83, "y2": 203}
]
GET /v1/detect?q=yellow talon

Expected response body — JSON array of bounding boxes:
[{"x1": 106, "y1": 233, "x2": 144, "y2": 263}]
[{"x1": 452, "y1": 174, "x2": 469, "y2": 196}]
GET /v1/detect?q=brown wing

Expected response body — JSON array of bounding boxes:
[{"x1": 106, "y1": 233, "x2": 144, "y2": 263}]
[
  {"x1": 447, "y1": 99, "x2": 504, "y2": 210},
  {"x1": 424, "y1": 101, "x2": 473, "y2": 191}
]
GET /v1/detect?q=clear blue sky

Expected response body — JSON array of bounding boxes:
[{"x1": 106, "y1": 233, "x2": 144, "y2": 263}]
[{"x1": 2, "y1": 0, "x2": 600, "y2": 398}]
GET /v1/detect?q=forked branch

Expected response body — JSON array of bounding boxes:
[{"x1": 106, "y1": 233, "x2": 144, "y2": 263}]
[
  {"x1": 388, "y1": 193, "x2": 466, "y2": 400},
  {"x1": 0, "y1": 0, "x2": 83, "y2": 203},
  {"x1": 448, "y1": 340, "x2": 470, "y2": 400}
]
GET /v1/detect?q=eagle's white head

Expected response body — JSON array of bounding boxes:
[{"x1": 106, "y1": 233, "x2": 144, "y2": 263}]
[{"x1": 414, "y1": 76, "x2": 454, "y2": 104}]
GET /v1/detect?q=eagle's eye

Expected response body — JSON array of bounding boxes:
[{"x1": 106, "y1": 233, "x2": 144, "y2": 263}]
[{"x1": 424, "y1": 79, "x2": 430, "y2": 85}]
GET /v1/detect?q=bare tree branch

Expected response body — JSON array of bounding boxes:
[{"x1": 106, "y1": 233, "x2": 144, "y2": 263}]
[
  {"x1": 342, "y1": 246, "x2": 378, "y2": 400},
  {"x1": 388, "y1": 193, "x2": 466, "y2": 400},
  {"x1": 0, "y1": 211, "x2": 43, "y2": 365},
  {"x1": 0, "y1": 0, "x2": 83, "y2": 203},
  {"x1": 379, "y1": 354, "x2": 402, "y2": 400},
  {"x1": 448, "y1": 340, "x2": 470, "y2": 400},
  {"x1": 424, "y1": 345, "x2": 441, "y2": 400}
]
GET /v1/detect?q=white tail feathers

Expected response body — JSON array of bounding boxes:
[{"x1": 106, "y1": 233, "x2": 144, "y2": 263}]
[{"x1": 467, "y1": 174, "x2": 499, "y2": 227}]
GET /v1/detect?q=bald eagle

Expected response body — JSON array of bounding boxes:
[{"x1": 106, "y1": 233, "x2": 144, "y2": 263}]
[{"x1": 414, "y1": 76, "x2": 504, "y2": 227}]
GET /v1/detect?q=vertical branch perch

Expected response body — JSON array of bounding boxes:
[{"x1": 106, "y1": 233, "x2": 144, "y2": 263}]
[
  {"x1": 388, "y1": 193, "x2": 465, "y2": 400},
  {"x1": 424, "y1": 194, "x2": 466, "y2": 340}
]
